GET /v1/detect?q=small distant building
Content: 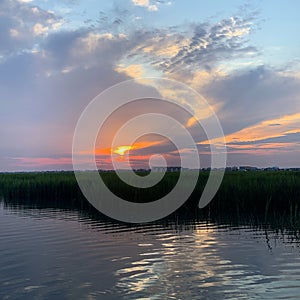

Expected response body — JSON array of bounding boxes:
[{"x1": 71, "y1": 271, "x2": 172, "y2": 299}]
[
  {"x1": 201, "y1": 167, "x2": 211, "y2": 171},
  {"x1": 239, "y1": 166, "x2": 259, "y2": 172},
  {"x1": 286, "y1": 168, "x2": 300, "y2": 172},
  {"x1": 225, "y1": 166, "x2": 238, "y2": 172},
  {"x1": 152, "y1": 166, "x2": 182, "y2": 172},
  {"x1": 134, "y1": 169, "x2": 151, "y2": 173},
  {"x1": 264, "y1": 166, "x2": 280, "y2": 171}
]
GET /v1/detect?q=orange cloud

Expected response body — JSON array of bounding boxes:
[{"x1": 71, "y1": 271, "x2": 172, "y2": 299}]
[
  {"x1": 115, "y1": 64, "x2": 144, "y2": 78},
  {"x1": 225, "y1": 112, "x2": 300, "y2": 144},
  {"x1": 199, "y1": 112, "x2": 300, "y2": 146},
  {"x1": 12, "y1": 157, "x2": 72, "y2": 167},
  {"x1": 80, "y1": 140, "x2": 162, "y2": 156},
  {"x1": 228, "y1": 142, "x2": 296, "y2": 150}
]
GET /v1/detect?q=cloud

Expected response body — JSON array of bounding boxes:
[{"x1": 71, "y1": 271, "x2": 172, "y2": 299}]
[
  {"x1": 139, "y1": 15, "x2": 256, "y2": 74},
  {"x1": 202, "y1": 66, "x2": 300, "y2": 134},
  {"x1": 1, "y1": 1, "x2": 299, "y2": 169},
  {"x1": 0, "y1": 0, "x2": 62, "y2": 57},
  {"x1": 33, "y1": 23, "x2": 49, "y2": 36},
  {"x1": 0, "y1": 29, "x2": 131, "y2": 167},
  {"x1": 224, "y1": 112, "x2": 300, "y2": 144},
  {"x1": 40, "y1": 28, "x2": 129, "y2": 74},
  {"x1": 11, "y1": 156, "x2": 73, "y2": 168},
  {"x1": 198, "y1": 103, "x2": 300, "y2": 159},
  {"x1": 115, "y1": 64, "x2": 145, "y2": 78},
  {"x1": 132, "y1": 0, "x2": 158, "y2": 11},
  {"x1": 104, "y1": 12, "x2": 258, "y2": 88}
]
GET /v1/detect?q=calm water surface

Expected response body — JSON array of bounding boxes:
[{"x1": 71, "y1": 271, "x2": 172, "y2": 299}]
[{"x1": 0, "y1": 202, "x2": 300, "y2": 300}]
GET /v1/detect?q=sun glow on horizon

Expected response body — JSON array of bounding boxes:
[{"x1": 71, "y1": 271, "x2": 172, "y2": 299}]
[{"x1": 113, "y1": 145, "x2": 133, "y2": 156}]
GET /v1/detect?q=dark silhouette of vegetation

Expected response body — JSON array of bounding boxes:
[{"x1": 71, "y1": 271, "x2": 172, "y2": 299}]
[{"x1": 0, "y1": 171, "x2": 299, "y2": 227}]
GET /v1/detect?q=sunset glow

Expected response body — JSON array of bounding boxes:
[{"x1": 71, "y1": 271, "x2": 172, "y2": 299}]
[
  {"x1": 1, "y1": 0, "x2": 300, "y2": 171},
  {"x1": 114, "y1": 146, "x2": 132, "y2": 156}
]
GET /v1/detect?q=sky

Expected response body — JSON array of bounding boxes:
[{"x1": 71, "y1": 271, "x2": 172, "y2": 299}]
[{"x1": 1, "y1": 0, "x2": 300, "y2": 171}]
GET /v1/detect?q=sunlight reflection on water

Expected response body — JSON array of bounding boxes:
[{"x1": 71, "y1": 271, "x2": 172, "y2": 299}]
[{"x1": 0, "y1": 202, "x2": 300, "y2": 299}]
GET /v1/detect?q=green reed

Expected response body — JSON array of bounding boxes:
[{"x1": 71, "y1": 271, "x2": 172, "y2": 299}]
[{"x1": 0, "y1": 170, "x2": 299, "y2": 224}]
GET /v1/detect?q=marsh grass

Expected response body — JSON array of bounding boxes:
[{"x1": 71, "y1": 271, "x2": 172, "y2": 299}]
[
  {"x1": 0, "y1": 172, "x2": 85, "y2": 208},
  {"x1": 0, "y1": 170, "x2": 299, "y2": 226}
]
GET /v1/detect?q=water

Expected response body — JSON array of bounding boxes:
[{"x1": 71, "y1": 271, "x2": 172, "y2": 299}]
[{"x1": 0, "y1": 202, "x2": 300, "y2": 299}]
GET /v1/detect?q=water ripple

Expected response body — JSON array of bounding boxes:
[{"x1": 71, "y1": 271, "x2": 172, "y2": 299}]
[{"x1": 0, "y1": 204, "x2": 300, "y2": 299}]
